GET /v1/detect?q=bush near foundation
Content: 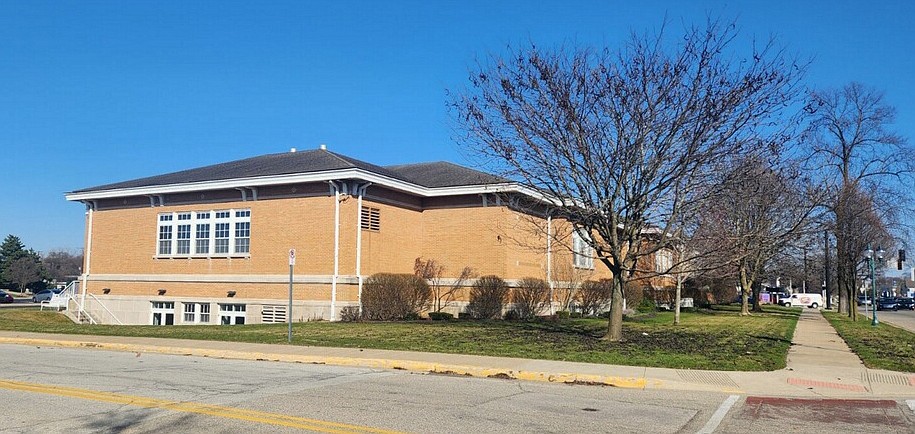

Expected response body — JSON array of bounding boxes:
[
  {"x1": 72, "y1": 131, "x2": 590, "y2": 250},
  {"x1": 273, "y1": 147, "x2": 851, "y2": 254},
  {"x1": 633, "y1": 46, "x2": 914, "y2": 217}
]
[
  {"x1": 465, "y1": 275, "x2": 509, "y2": 319},
  {"x1": 339, "y1": 306, "x2": 361, "y2": 322},
  {"x1": 510, "y1": 277, "x2": 550, "y2": 320},
  {"x1": 578, "y1": 279, "x2": 613, "y2": 316},
  {"x1": 362, "y1": 273, "x2": 431, "y2": 321},
  {"x1": 427, "y1": 312, "x2": 454, "y2": 321}
]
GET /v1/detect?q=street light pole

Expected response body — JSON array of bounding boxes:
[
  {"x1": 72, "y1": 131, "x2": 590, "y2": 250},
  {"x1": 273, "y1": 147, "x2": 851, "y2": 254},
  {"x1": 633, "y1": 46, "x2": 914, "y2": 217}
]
[{"x1": 866, "y1": 246, "x2": 883, "y2": 326}]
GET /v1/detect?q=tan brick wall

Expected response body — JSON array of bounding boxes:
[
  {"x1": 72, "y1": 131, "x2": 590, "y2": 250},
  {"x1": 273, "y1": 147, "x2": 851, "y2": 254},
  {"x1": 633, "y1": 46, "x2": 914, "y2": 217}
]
[
  {"x1": 89, "y1": 196, "x2": 339, "y2": 276},
  {"x1": 421, "y1": 205, "x2": 508, "y2": 277},
  {"x1": 358, "y1": 199, "x2": 423, "y2": 275},
  {"x1": 86, "y1": 280, "x2": 359, "y2": 302},
  {"x1": 80, "y1": 183, "x2": 625, "y2": 323}
]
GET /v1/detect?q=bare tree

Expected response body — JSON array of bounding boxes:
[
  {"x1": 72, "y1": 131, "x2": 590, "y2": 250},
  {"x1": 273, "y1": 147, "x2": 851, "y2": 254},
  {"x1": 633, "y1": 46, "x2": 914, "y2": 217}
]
[
  {"x1": 833, "y1": 184, "x2": 893, "y2": 319},
  {"x1": 551, "y1": 261, "x2": 591, "y2": 312},
  {"x1": 414, "y1": 257, "x2": 475, "y2": 313},
  {"x1": 4, "y1": 257, "x2": 43, "y2": 294},
  {"x1": 694, "y1": 156, "x2": 820, "y2": 315},
  {"x1": 453, "y1": 20, "x2": 804, "y2": 340},
  {"x1": 510, "y1": 277, "x2": 550, "y2": 320},
  {"x1": 804, "y1": 82, "x2": 914, "y2": 317},
  {"x1": 41, "y1": 250, "x2": 83, "y2": 283},
  {"x1": 578, "y1": 279, "x2": 613, "y2": 316}
]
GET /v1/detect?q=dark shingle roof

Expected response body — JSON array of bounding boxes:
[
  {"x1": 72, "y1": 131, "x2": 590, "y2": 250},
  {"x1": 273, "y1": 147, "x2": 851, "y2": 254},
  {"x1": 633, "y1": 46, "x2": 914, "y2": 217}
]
[
  {"x1": 385, "y1": 162, "x2": 509, "y2": 188},
  {"x1": 71, "y1": 149, "x2": 509, "y2": 194},
  {"x1": 71, "y1": 149, "x2": 410, "y2": 193}
]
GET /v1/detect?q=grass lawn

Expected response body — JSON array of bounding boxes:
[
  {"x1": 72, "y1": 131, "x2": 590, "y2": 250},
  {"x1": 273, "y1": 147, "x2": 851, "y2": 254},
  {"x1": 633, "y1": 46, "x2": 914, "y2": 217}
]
[
  {"x1": 0, "y1": 305, "x2": 799, "y2": 371},
  {"x1": 823, "y1": 311, "x2": 915, "y2": 372}
]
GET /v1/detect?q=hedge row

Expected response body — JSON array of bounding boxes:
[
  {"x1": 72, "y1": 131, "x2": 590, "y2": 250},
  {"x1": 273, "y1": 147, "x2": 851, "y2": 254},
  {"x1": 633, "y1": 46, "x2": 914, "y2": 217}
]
[{"x1": 349, "y1": 273, "x2": 614, "y2": 322}]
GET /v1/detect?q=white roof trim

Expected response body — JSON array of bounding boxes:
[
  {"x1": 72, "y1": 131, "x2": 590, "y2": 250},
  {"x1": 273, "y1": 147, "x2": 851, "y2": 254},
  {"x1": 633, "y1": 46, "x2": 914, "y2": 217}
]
[{"x1": 65, "y1": 167, "x2": 547, "y2": 202}]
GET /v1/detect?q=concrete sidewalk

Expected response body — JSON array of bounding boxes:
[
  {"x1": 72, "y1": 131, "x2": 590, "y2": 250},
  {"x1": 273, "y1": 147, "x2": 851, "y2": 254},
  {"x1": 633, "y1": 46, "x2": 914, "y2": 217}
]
[{"x1": 0, "y1": 309, "x2": 912, "y2": 398}]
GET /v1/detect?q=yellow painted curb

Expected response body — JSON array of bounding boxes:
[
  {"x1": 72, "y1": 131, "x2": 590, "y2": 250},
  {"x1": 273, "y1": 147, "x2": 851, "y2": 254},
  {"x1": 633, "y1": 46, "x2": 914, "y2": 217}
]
[{"x1": 0, "y1": 336, "x2": 662, "y2": 389}]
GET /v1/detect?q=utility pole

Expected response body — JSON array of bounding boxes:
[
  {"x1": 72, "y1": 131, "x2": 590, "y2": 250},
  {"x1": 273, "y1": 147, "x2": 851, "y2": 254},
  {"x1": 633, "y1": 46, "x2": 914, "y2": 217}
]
[
  {"x1": 802, "y1": 245, "x2": 807, "y2": 293},
  {"x1": 824, "y1": 230, "x2": 831, "y2": 309}
]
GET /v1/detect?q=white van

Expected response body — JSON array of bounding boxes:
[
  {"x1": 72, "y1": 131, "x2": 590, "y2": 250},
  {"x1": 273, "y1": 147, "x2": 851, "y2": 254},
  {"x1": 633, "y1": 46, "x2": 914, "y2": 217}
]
[{"x1": 783, "y1": 293, "x2": 823, "y2": 309}]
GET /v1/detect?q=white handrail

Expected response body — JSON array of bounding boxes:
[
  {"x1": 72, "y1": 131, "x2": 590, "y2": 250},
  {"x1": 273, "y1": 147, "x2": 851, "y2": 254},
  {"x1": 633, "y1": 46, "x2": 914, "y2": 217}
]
[{"x1": 86, "y1": 293, "x2": 123, "y2": 325}]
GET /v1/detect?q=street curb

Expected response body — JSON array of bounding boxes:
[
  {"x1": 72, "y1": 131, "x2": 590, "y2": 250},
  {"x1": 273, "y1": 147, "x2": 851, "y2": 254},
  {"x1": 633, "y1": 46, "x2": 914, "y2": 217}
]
[{"x1": 0, "y1": 336, "x2": 660, "y2": 389}]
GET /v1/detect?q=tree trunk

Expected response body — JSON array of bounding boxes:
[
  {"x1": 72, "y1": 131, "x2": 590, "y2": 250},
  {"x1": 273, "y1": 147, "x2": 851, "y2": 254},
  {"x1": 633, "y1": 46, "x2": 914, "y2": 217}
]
[
  {"x1": 604, "y1": 273, "x2": 625, "y2": 341},
  {"x1": 674, "y1": 274, "x2": 683, "y2": 325},
  {"x1": 739, "y1": 269, "x2": 751, "y2": 316}
]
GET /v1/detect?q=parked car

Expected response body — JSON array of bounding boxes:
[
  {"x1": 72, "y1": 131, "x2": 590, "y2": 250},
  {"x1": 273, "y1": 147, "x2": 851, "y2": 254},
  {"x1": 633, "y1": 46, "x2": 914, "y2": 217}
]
[
  {"x1": 876, "y1": 297, "x2": 900, "y2": 311},
  {"x1": 0, "y1": 290, "x2": 13, "y2": 304},
  {"x1": 856, "y1": 296, "x2": 872, "y2": 306},
  {"x1": 894, "y1": 297, "x2": 914, "y2": 310},
  {"x1": 32, "y1": 289, "x2": 62, "y2": 303}
]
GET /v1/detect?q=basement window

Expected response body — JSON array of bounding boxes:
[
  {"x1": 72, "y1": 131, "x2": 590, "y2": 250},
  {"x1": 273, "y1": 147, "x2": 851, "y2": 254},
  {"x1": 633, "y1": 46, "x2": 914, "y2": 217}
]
[
  {"x1": 151, "y1": 301, "x2": 175, "y2": 325},
  {"x1": 361, "y1": 206, "x2": 380, "y2": 231},
  {"x1": 219, "y1": 303, "x2": 246, "y2": 325}
]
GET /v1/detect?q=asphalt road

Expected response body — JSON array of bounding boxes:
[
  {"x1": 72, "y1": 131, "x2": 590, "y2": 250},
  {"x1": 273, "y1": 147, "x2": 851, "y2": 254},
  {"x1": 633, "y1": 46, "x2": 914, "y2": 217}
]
[
  {"x1": 0, "y1": 344, "x2": 729, "y2": 433},
  {"x1": 0, "y1": 297, "x2": 41, "y2": 308},
  {"x1": 1, "y1": 344, "x2": 913, "y2": 433},
  {"x1": 859, "y1": 305, "x2": 915, "y2": 333}
]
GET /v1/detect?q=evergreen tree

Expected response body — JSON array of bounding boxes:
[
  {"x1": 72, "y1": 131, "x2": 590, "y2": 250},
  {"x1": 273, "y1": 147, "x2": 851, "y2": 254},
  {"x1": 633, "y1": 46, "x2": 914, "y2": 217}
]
[
  {"x1": 0, "y1": 235, "x2": 28, "y2": 288},
  {"x1": 0, "y1": 235, "x2": 46, "y2": 291}
]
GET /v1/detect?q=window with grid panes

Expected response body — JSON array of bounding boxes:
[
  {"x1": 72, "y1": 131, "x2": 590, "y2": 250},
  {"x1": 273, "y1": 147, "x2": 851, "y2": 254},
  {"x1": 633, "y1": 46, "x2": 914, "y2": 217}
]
[{"x1": 155, "y1": 209, "x2": 249, "y2": 258}]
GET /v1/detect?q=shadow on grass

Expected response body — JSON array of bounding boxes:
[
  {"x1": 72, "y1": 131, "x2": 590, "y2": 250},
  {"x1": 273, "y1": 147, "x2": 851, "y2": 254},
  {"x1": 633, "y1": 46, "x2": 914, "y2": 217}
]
[
  {"x1": 747, "y1": 334, "x2": 793, "y2": 344},
  {"x1": 515, "y1": 320, "x2": 605, "y2": 339}
]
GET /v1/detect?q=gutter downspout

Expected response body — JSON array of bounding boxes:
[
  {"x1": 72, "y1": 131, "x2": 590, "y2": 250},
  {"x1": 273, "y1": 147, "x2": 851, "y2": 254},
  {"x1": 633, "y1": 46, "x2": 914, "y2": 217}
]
[
  {"x1": 80, "y1": 201, "x2": 96, "y2": 322},
  {"x1": 547, "y1": 214, "x2": 554, "y2": 315},
  {"x1": 330, "y1": 181, "x2": 342, "y2": 321},
  {"x1": 355, "y1": 183, "x2": 372, "y2": 315}
]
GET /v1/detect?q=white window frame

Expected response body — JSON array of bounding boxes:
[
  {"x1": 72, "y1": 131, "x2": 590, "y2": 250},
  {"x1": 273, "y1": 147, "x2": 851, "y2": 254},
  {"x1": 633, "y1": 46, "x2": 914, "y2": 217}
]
[
  {"x1": 219, "y1": 303, "x2": 246, "y2": 325},
  {"x1": 151, "y1": 301, "x2": 175, "y2": 325},
  {"x1": 572, "y1": 230, "x2": 595, "y2": 270},
  {"x1": 655, "y1": 250, "x2": 673, "y2": 274},
  {"x1": 155, "y1": 209, "x2": 250, "y2": 258},
  {"x1": 183, "y1": 302, "x2": 211, "y2": 324}
]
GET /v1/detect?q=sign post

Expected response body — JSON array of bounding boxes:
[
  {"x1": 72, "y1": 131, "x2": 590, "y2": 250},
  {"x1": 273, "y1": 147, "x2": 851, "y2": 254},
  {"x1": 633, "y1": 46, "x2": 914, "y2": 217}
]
[{"x1": 288, "y1": 248, "x2": 295, "y2": 343}]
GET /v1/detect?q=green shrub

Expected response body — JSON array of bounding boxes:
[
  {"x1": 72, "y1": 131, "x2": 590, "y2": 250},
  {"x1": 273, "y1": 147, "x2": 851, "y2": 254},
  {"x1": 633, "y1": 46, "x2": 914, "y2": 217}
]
[
  {"x1": 557, "y1": 310, "x2": 571, "y2": 320},
  {"x1": 465, "y1": 275, "x2": 509, "y2": 319},
  {"x1": 428, "y1": 312, "x2": 454, "y2": 321},
  {"x1": 636, "y1": 297, "x2": 656, "y2": 313},
  {"x1": 362, "y1": 273, "x2": 431, "y2": 321}
]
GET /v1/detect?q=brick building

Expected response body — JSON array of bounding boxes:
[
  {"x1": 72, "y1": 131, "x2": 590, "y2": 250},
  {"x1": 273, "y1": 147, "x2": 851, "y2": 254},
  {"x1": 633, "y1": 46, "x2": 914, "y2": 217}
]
[{"x1": 66, "y1": 146, "x2": 622, "y2": 325}]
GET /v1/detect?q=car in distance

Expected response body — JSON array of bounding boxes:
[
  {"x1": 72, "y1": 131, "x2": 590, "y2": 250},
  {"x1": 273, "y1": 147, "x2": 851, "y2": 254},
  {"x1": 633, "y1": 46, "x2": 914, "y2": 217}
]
[
  {"x1": 876, "y1": 297, "x2": 900, "y2": 311},
  {"x1": 0, "y1": 290, "x2": 13, "y2": 304},
  {"x1": 32, "y1": 289, "x2": 62, "y2": 303},
  {"x1": 856, "y1": 296, "x2": 872, "y2": 306},
  {"x1": 893, "y1": 297, "x2": 914, "y2": 310}
]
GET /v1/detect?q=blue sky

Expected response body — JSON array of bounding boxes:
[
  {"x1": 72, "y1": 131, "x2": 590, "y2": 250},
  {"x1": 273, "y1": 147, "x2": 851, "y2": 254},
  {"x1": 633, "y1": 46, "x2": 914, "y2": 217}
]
[{"x1": 2, "y1": 0, "x2": 914, "y2": 254}]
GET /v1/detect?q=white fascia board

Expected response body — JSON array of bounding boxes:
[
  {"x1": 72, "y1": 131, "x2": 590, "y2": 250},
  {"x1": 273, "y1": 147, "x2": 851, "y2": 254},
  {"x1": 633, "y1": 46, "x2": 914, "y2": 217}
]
[{"x1": 65, "y1": 168, "x2": 533, "y2": 202}]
